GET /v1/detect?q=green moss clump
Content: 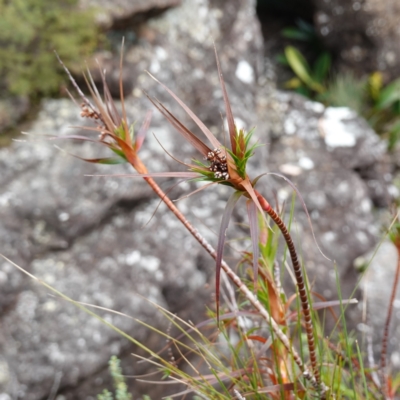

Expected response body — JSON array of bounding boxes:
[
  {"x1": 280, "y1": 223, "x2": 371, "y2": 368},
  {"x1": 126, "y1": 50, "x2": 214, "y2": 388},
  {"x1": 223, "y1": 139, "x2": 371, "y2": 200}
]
[{"x1": 0, "y1": 0, "x2": 101, "y2": 98}]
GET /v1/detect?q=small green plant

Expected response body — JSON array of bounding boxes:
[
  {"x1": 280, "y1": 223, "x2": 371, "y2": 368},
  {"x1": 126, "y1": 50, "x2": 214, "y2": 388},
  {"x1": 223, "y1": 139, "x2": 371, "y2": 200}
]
[
  {"x1": 368, "y1": 73, "x2": 400, "y2": 150},
  {"x1": 281, "y1": 19, "x2": 321, "y2": 45},
  {"x1": 278, "y1": 19, "x2": 400, "y2": 149},
  {"x1": 321, "y1": 72, "x2": 367, "y2": 115},
  {"x1": 0, "y1": 0, "x2": 100, "y2": 98},
  {"x1": 282, "y1": 45, "x2": 331, "y2": 97},
  {"x1": 281, "y1": 42, "x2": 400, "y2": 149},
  {"x1": 97, "y1": 356, "x2": 132, "y2": 400},
  {"x1": 277, "y1": 19, "x2": 332, "y2": 97},
  {"x1": 324, "y1": 71, "x2": 400, "y2": 150}
]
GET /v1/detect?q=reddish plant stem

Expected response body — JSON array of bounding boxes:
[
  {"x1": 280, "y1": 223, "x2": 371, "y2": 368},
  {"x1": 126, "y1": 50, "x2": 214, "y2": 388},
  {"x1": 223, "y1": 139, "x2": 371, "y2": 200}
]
[
  {"x1": 380, "y1": 237, "x2": 400, "y2": 396},
  {"x1": 141, "y1": 175, "x2": 321, "y2": 390},
  {"x1": 131, "y1": 158, "x2": 324, "y2": 393},
  {"x1": 65, "y1": 54, "x2": 324, "y2": 393},
  {"x1": 255, "y1": 190, "x2": 322, "y2": 389}
]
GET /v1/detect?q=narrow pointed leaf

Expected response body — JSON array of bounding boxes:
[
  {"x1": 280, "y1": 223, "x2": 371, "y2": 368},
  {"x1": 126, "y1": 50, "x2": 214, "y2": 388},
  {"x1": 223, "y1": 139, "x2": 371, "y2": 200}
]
[
  {"x1": 146, "y1": 72, "x2": 222, "y2": 150},
  {"x1": 243, "y1": 382, "x2": 296, "y2": 395},
  {"x1": 313, "y1": 299, "x2": 358, "y2": 310},
  {"x1": 240, "y1": 178, "x2": 269, "y2": 226},
  {"x1": 97, "y1": 62, "x2": 123, "y2": 132},
  {"x1": 285, "y1": 46, "x2": 324, "y2": 93},
  {"x1": 109, "y1": 146, "x2": 126, "y2": 159},
  {"x1": 85, "y1": 156, "x2": 127, "y2": 164},
  {"x1": 85, "y1": 65, "x2": 103, "y2": 104},
  {"x1": 246, "y1": 334, "x2": 268, "y2": 344},
  {"x1": 376, "y1": 77, "x2": 400, "y2": 110},
  {"x1": 53, "y1": 145, "x2": 127, "y2": 165},
  {"x1": 216, "y1": 191, "x2": 243, "y2": 323},
  {"x1": 86, "y1": 172, "x2": 199, "y2": 179},
  {"x1": 119, "y1": 38, "x2": 130, "y2": 146},
  {"x1": 152, "y1": 133, "x2": 195, "y2": 169},
  {"x1": 66, "y1": 125, "x2": 105, "y2": 134},
  {"x1": 313, "y1": 52, "x2": 331, "y2": 83},
  {"x1": 55, "y1": 51, "x2": 99, "y2": 118},
  {"x1": 64, "y1": 88, "x2": 81, "y2": 109},
  {"x1": 285, "y1": 45, "x2": 312, "y2": 81},
  {"x1": 82, "y1": 71, "x2": 116, "y2": 133},
  {"x1": 135, "y1": 110, "x2": 152, "y2": 151},
  {"x1": 146, "y1": 95, "x2": 211, "y2": 156},
  {"x1": 246, "y1": 199, "x2": 259, "y2": 291},
  {"x1": 31, "y1": 134, "x2": 102, "y2": 143},
  {"x1": 173, "y1": 181, "x2": 218, "y2": 202},
  {"x1": 281, "y1": 27, "x2": 313, "y2": 41},
  {"x1": 259, "y1": 268, "x2": 285, "y2": 324},
  {"x1": 214, "y1": 44, "x2": 237, "y2": 154}
]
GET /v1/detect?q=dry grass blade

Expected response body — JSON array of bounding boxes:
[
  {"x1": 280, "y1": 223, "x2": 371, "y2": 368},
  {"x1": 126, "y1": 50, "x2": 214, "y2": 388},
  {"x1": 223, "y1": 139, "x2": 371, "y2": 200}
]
[
  {"x1": 136, "y1": 110, "x2": 152, "y2": 151},
  {"x1": 97, "y1": 62, "x2": 123, "y2": 129},
  {"x1": 216, "y1": 191, "x2": 243, "y2": 322},
  {"x1": 118, "y1": 37, "x2": 130, "y2": 146},
  {"x1": 173, "y1": 181, "x2": 218, "y2": 202}
]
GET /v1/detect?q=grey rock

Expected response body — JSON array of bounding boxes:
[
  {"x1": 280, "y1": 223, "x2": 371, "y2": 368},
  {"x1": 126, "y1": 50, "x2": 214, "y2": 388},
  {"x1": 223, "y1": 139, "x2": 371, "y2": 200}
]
[
  {"x1": 259, "y1": 1, "x2": 400, "y2": 88},
  {"x1": 80, "y1": 0, "x2": 182, "y2": 29},
  {"x1": 0, "y1": 0, "x2": 396, "y2": 398},
  {"x1": 313, "y1": 0, "x2": 400, "y2": 80},
  {"x1": 262, "y1": 92, "x2": 388, "y2": 299},
  {"x1": 0, "y1": 0, "x2": 265, "y2": 399},
  {"x1": 358, "y1": 240, "x2": 400, "y2": 369},
  {"x1": 0, "y1": 96, "x2": 30, "y2": 138}
]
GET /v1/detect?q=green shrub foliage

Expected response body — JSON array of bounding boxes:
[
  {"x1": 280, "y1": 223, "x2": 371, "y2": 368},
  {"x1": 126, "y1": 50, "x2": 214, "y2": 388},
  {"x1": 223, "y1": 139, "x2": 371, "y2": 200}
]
[{"x1": 0, "y1": 0, "x2": 100, "y2": 97}]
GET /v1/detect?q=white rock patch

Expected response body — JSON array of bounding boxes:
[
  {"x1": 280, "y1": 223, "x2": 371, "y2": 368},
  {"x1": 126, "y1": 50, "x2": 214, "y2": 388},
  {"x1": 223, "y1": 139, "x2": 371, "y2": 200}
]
[
  {"x1": 235, "y1": 60, "x2": 254, "y2": 84},
  {"x1": 322, "y1": 107, "x2": 357, "y2": 148}
]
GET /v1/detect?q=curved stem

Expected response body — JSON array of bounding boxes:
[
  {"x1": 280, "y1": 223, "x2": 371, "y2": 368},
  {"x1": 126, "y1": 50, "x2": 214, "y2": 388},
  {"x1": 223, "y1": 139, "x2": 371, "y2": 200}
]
[
  {"x1": 141, "y1": 175, "x2": 322, "y2": 390},
  {"x1": 255, "y1": 190, "x2": 323, "y2": 392},
  {"x1": 64, "y1": 54, "x2": 324, "y2": 394},
  {"x1": 128, "y1": 158, "x2": 324, "y2": 394}
]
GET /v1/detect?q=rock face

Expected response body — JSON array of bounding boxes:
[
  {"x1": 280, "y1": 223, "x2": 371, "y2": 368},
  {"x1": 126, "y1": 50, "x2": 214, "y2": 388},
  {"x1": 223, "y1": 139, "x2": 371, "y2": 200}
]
[
  {"x1": 265, "y1": 93, "x2": 390, "y2": 298},
  {"x1": 313, "y1": 0, "x2": 400, "y2": 80},
  {"x1": 358, "y1": 240, "x2": 400, "y2": 370},
  {"x1": 258, "y1": 0, "x2": 400, "y2": 81},
  {"x1": 0, "y1": 0, "x2": 266, "y2": 399},
  {"x1": 0, "y1": 0, "x2": 397, "y2": 399},
  {"x1": 0, "y1": 97, "x2": 30, "y2": 143},
  {"x1": 80, "y1": 0, "x2": 182, "y2": 29}
]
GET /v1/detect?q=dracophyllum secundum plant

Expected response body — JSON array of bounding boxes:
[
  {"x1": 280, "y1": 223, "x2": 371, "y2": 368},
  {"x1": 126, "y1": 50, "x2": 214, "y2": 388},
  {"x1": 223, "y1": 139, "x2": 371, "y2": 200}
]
[
  {"x1": 145, "y1": 49, "x2": 325, "y2": 392},
  {"x1": 54, "y1": 47, "x2": 327, "y2": 396}
]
